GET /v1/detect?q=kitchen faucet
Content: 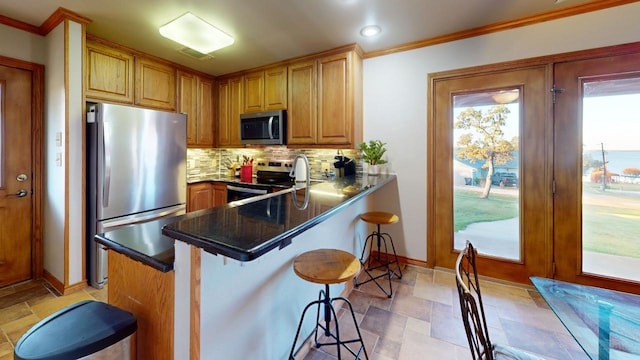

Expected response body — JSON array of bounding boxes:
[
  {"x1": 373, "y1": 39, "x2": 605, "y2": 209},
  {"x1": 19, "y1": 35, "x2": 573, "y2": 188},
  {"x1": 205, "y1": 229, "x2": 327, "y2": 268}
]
[
  {"x1": 290, "y1": 153, "x2": 310, "y2": 210},
  {"x1": 290, "y1": 153, "x2": 310, "y2": 191}
]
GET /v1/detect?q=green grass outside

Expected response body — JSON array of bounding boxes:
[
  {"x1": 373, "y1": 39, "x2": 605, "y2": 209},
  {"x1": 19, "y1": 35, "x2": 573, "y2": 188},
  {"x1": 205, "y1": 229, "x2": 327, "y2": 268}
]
[
  {"x1": 454, "y1": 187, "x2": 640, "y2": 258},
  {"x1": 453, "y1": 189, "x2": 519, "y2": 232}
]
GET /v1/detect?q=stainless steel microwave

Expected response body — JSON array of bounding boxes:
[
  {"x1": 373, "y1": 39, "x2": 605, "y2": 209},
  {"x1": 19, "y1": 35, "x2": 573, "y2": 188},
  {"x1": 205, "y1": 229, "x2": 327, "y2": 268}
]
[{"x1": 240, "y1": 110, "x2": 286, "y2": 145}]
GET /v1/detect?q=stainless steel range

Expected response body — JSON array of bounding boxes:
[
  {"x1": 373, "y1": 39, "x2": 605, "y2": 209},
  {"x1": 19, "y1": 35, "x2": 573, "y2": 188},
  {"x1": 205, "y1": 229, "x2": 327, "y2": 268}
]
[
  {"x1": 255, "y1": 159, "x2": 295, "y2": 186},
  {"x1": 226, "y1": 159, "x2": 294, "y2": 203}
]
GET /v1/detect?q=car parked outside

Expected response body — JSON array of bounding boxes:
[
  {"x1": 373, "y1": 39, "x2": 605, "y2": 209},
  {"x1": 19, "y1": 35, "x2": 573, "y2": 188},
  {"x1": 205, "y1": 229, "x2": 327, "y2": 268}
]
[{"x1": 491, "y1": 172, "x2": 518, "y2": 188}]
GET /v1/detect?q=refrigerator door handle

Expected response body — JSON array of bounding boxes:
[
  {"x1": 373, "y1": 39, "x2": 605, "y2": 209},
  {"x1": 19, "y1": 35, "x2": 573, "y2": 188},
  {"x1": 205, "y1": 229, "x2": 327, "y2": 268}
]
[
  {"x1": 99, "y1": 204, "x2": 186, "y2": 229},
  {"x1": 102, "y1": 118, "x2": 111, "y2": 207}
]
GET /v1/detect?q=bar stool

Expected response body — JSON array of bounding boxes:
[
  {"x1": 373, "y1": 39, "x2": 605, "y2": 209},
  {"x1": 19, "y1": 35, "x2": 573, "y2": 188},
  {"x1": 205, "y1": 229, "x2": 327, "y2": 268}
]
[
  {"x1": 289, "y1": 249, "x2": 369, "y2": 360},
  {"x1": 354, "y1": 211, "x2": 403, "y2": 298}
]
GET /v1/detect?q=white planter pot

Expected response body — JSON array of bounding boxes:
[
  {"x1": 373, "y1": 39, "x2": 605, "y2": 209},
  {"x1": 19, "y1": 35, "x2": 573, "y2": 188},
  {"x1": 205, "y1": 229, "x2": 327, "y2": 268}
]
[{"x1": 367, "y1": 164, "x2": 380, "y2": 175}]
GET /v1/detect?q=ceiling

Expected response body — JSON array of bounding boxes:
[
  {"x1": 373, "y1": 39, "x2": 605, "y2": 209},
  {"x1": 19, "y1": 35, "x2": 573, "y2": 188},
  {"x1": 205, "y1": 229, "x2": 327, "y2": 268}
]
[{"x1": 0, "y1": 0, "x2": 606, "y2": 76}]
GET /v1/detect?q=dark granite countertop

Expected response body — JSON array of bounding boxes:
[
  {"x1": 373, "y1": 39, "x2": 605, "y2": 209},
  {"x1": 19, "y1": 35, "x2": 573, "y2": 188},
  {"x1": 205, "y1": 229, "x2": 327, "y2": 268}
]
[
  {"x1": 94, "y1": 214, "x2": 179, "y2": 272},
  {"x1": 95, "y1": 174, "x2": 396, "y2": 271},
  {"x1": 163, "y1": 174, "x2": 396, "y2": 261}
]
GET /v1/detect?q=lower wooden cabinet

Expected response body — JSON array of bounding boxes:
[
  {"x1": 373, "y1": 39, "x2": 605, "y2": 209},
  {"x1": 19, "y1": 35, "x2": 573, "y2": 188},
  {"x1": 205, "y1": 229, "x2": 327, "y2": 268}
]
[
  {"x1": 212, "y1": 182, "x2": 227, "y2": 206},
  {"x1": 187, "y1": 182, "x2": 227, "y2": 212},
  {"x1": 108, "y1": 250, "x2": 174, "y2": 360}
]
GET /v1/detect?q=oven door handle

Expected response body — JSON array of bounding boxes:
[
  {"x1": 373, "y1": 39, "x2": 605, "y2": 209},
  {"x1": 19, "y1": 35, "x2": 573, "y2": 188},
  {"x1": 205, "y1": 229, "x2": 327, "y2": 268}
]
[{"x1": 227, "y1": 185, "x2": 268, "y2": 195}]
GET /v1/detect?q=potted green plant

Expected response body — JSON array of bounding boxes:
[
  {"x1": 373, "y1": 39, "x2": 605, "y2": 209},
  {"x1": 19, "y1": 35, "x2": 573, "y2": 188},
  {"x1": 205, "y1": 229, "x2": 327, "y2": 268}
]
[{"x1": 359, "y1": 140, "x2": 387, "y2": 175}]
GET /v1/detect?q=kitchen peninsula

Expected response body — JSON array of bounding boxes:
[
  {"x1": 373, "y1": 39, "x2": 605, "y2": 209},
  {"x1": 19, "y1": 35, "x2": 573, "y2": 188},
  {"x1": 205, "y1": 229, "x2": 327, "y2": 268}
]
[{"x1": 96, "y1": 173, "x2": 397, "y2": 359}]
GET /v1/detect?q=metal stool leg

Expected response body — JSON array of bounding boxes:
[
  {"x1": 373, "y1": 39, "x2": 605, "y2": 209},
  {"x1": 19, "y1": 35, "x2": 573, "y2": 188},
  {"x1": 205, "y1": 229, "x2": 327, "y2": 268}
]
[
  {"x1": 354, "y1": 224, "x2": 403, "y2": 298},
  {"x1": 289, "y1": 284, "x2": 369, "y2": 359}
]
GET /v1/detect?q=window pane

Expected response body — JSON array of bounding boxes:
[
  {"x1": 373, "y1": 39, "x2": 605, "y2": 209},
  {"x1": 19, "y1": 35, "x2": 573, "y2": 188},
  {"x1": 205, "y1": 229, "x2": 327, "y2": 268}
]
[
  {"x1": 452, "y1": 89, "x2": 521, "y2": 260},
  {"x1": 582, "y1": 77, "x2": 640, "y2": 282}
]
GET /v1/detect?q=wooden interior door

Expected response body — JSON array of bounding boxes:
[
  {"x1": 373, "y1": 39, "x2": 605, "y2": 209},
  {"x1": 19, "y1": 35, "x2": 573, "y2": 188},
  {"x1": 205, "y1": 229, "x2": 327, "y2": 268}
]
[
  {"x1": 0, "y1": 63, "x2": 34, "y2": 287},
  {"x1": 554, "y1": 51, "x2": 640, "y2": 294},
  {"x1": 429, "y1": 65, "x2": 551, "y2": 283}
]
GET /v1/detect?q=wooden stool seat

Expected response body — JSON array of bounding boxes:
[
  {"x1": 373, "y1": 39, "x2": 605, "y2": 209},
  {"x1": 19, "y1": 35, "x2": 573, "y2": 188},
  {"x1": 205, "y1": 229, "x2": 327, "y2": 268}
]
[
  {"x1": 360, "y1": 211, "x2": 399, "y2": 225},
  {"x1": 289, "y1": 249, "x2": 369, "y2": 359},
  {"x1": 294, "y1": 249, "x2": 361, "y2": 285}
]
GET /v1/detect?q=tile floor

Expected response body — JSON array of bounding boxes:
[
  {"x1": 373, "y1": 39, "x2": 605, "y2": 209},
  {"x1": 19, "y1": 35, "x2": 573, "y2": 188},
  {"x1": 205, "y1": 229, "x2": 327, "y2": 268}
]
[
  {"x1": 0, "y1": 279, "x2": 107, "y2": 360},
  {"x1": 302, "y1": 265, "x2": 589, "y2": 360},
  {"x1": 0, "y1": 266, "x2": 589, "y2": 360}
]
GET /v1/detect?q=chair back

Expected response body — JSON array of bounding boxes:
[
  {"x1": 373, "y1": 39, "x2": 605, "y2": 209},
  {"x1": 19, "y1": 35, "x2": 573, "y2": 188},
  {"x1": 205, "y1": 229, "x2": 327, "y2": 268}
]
[{"x1": 455, "y1": 241, "x2": 494, "y2": 360}]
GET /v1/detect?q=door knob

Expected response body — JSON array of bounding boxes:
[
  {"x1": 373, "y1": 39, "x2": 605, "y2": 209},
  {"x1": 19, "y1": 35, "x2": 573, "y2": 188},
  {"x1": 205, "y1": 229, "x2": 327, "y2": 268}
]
[
  {"x1": 16, "y1": 174, "x2": 28, "y2": 182},
  {"x1": 14, "y1": 189, "x2": 28, "y2": 197}
]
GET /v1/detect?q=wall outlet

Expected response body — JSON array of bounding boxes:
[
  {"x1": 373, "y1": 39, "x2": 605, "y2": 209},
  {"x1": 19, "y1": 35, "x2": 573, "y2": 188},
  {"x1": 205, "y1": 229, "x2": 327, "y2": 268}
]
[{"x1": 321, "y1": 160, "x2": 330, "y2": 173}]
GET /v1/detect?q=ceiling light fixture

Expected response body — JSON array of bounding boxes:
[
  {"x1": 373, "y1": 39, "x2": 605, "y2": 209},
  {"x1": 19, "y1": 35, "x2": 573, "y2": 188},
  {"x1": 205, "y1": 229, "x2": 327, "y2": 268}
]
[
  {"x1": 492, "y1": 90, "x2": 519, "y2": 104},
  {"x1": 360, "y1": 25, "x2": 381, "y2": 37},
  {"x1": 159, "y1": 12, "x2": 234, "y2": 54}
]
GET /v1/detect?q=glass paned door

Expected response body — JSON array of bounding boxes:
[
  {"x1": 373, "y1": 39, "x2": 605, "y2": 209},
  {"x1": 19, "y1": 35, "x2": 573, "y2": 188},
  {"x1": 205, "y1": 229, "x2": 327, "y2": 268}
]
[
  {"x1": 452, "y1": 89, "x2": 521, "y2": 260},
  {"x1": 430, "y1": 66, "x2": 549, "y2": 283},
  {"x1": 581, "y1": 78, "x2": 640, "y2": 282},
  {"x1": 554, "y1": 52, "x2": 640, "y2": 293}
]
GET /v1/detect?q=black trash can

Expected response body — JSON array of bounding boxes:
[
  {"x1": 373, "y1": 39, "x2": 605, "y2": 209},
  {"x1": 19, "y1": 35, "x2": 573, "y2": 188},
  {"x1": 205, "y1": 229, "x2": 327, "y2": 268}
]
[{"x1": 14, "y1": 300, "x2": 137, "y2": 360}]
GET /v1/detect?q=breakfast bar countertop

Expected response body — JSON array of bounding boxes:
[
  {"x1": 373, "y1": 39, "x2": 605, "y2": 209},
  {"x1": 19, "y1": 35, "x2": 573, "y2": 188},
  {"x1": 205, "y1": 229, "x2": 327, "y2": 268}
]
[{"x1": 163, "y1": 174, "x2": 396, "y2": 261}]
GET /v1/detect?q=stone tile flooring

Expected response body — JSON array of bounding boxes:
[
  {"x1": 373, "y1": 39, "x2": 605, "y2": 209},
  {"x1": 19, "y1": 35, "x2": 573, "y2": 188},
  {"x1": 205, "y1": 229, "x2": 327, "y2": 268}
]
[
  {"x1": 0, "y1": 266, "x2": 589, "y2": 360},
  {"x1": 0, "y1": 280, "x2": 107, "y2": 360},
  {"x1": 302, "y1": 265, "x2": 589, "y2": 360}
]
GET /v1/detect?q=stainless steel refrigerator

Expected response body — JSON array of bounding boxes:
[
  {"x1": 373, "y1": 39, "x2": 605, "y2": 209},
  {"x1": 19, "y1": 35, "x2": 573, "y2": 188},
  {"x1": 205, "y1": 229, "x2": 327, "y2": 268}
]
[{"x1": 86, "y1": 103, "x2": 187, "y2": 288}]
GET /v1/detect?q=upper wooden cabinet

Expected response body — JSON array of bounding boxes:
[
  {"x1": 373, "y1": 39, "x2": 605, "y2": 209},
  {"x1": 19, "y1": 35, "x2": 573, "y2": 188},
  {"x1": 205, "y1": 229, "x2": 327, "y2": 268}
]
[
  {"x1": 287, "y1": 49, "x2": 362, "y2": 147},
  {"x1": 317, "y1": 51, "x2": 361, "y2": 145},
  {"x1": 135, "y1": 56, "x2": 176, "y2": 111},
  {"x1": 287, "y1": 60, "x2": 317, "y2": 145},
  {"x1": 178, "y1": 71, "x2": 215, "y2": 147},
  {"x1": 243, "y1": 66, "x2": 287, "y2": 113},
  {"x1": 218, "y1": 76, "x2": 243, "y2": 147},
  {"x1": 243, "y1": 71, "x2": 264, "y2": 113},
  {"x1": 86, "y1": 41, "x2": 134, "y2": 103}
]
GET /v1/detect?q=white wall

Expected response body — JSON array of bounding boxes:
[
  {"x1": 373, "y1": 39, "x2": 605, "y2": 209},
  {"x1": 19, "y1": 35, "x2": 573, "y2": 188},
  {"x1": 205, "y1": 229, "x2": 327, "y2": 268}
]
[
  {"x1": 43, "y1": 24, "x2": 66, "y2": 282},
  {"x1": 363, "y1": 2, "x2": 640, "y2": 262},
  {"x1": 0, "y1": 24, "x2": 45, "y2": 64},
  {"x1": 42, "y1": 20, "x2": 85, "y2": 286},
  {"x1": 67, "y1": 21, "x2": 84, "y2": 285}
]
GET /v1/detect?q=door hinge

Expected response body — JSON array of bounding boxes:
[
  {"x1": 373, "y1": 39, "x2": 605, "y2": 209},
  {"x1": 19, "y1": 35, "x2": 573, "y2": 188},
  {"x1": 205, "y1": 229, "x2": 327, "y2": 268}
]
[
  {"x1": 552, "y1": 179, "x2": 556, "y2": 194},
  {"x1": 550, "y1": 85, "x2": 564, "y2": 104}
]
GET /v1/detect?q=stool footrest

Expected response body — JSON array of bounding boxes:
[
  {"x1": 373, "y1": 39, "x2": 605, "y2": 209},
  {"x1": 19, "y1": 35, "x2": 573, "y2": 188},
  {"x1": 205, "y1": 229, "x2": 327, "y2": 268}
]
[
  {"x1": 355, "y1": 227, "x2": 403, "y2": 298},
  {"x1": 290, "y1": 289, "x2": 369, "y2": 360}
]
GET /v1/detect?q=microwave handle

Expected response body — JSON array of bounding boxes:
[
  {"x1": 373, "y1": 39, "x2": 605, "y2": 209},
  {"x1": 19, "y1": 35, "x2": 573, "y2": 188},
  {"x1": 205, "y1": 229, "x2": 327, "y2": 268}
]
[{"x1": 268, "y1": 116, "x2": 274, "y2": 139}]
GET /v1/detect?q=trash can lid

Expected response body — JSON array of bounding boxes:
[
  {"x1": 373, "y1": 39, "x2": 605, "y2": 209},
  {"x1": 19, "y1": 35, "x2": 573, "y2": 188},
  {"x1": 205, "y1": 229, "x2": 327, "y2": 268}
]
[{"x1": 14, "y1": 300, "x2": 137, "y2": 360}]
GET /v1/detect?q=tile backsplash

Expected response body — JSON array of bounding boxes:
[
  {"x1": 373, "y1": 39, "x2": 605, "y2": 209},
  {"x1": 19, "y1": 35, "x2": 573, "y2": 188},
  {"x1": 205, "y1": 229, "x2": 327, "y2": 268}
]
[{"x1": 187, "y1": 147, "x2": 363, "y2": 180}]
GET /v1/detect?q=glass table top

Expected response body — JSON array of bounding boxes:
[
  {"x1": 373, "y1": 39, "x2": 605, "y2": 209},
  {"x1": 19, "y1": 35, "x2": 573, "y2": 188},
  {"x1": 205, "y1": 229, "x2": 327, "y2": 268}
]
[{"x1": 530, "y1": 277, "x2": 640, "y2": 360}]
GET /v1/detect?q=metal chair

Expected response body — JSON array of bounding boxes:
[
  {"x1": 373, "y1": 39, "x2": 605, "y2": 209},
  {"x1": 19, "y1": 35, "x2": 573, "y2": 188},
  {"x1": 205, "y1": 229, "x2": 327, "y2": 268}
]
[{"x1": 455, "y1": 241, "x2": 546, "y2": 360}]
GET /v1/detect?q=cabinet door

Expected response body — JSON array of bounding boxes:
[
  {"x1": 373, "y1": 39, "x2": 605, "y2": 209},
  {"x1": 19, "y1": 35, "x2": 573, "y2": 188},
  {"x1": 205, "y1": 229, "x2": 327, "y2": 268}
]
[
  {"x1": 212, "y1": 183, "x2": 227, "y2": 206},
  {"x1": 229, "y1": 77, "x2": 243, "y2": 146},
  {"x1": 218, "y1": 79, "x2": 231, "y2": 146},
  {"x1": 86, "y1": 42, "x2": 134, "y2": 103},
  {"x1": 187, "y1": 183, "x2": 213, "y2": 212},
  {"x1": 317, "y1": 52, "x2": 351, "y2": 145},
  {"x1": 197, "y1": 77, "x2": 215, "y2": 146},
  {"x1": 218, "y1": 76, "x2": 243, "y2": 147},
  {"x1": 177, "y1": 71, "x2": 198, "y2": 145},
  {"x1": 243, "y1": 71, "x2": 264, "y2": 113},
  {"x1": 108, "y1": 250, "x2": 174, "y2": 360},
  {"x1": 265, "y1": 66, "x2": 287, "y2": 110},
  {"x1": 287, "y1": 60, "x2": 317, "y2": 145},
  {"x1": 135, "y1": 56, "x2": 176, "y2": 111}
]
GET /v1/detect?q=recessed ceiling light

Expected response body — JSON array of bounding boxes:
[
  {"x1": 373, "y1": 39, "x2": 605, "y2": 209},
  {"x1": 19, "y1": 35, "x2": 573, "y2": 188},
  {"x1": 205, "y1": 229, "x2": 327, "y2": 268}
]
[
  {"x1": 159, "y1": 12, "x2": 234, "y2": 54},
  {"x1": 360, "y1": 25, "x2": 381, "y2": 37}
]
